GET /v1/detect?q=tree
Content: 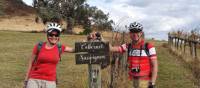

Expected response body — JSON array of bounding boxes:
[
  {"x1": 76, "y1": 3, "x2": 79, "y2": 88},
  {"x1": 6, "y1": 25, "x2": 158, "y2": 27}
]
[
  {"x1": 33, "y1": 0, "x2": 113, "y2": 34},
  {"x1": 58, "y1": 0, "x2": 86, "y2": 34},
  {"x1": 33, "y1": 0, "x2": 61, "y2": 24},
  {"x1": 92, "y1": 9, "x2": 113, "y2": 31}
]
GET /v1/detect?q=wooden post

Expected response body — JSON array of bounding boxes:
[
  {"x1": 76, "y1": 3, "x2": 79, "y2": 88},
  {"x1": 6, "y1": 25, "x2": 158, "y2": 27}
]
[
  {"x1": 175, "y1": 37, "x2": 178, "y2": 49},
  {"x1": 194, "y1": 42, "x2": 197, "y2": 58},
  {"x1": 180, "y1": 39, "x2": 183, "y2": 50},
  {"x1": 122, "y1": 32, "x2": 125, "y2": 44},
  {"x1": 110, "y1": 53, "x2": 119, "y2": 88},
  {"x1": 171, "y1": 37, "x2": 173, "y2": 47},
  {"x1": 189, "y1": 41, "x2": 193, "y2": 56},
  {"x1": 168, "y1": 36, "x2": 170, "y2": 47},
  {"x1": 75, "y1": 41, "x2": 110, "y2": 88},
  {"x1": 171, "y1": 37, "x2": 173, "y2": 48},
  {"x1": 172, "y1": 37, "x2": 175, "y2": 47},
  {"x1": 88, "y1": 64, "x2": 101, "y2": 88},
  {"x1": 184, "y1": 39, "x2": 187, "y2": 53},
  {"x1": 177, "y1": 38, "x2": 180, "y2": 49},
  {"x1": 191, "y1": 41, "x2": 194, "y2": 57},
  {"x1": 121, "y1": 32, "x2": 127, "y2": 71},
  {"x1": 174, "y1": 37, "x2": 177, "y2": 48}
]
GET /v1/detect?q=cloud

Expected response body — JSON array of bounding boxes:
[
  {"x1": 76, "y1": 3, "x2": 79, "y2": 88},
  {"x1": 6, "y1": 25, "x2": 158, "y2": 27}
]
[
  {"x1": 22, "y1": 0, "x2": 200, "y2": 40},
  {"x1": 22, "y1": 0, "x2": 32, "y2": 6},
  {"x1": 87, "y1": 0, "x2": 200, "y2": 40}
]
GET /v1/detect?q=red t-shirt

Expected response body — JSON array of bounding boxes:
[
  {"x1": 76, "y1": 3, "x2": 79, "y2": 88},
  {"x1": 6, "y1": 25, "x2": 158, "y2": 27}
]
[
  {"x1": 29, "y1": 42, "x2": 65, "y2": 81},
  {"x1": 119, "y1": 40, "x2": 157, "y2": 80}
]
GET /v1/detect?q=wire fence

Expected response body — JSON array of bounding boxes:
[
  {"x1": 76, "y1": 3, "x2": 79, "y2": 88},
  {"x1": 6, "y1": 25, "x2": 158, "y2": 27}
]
[{"x1": 168, "y1": 31, "x2": 200, "y2": 59}]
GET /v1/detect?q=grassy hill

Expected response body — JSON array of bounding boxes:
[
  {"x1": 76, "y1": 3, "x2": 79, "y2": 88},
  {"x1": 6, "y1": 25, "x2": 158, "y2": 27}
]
[
  {"x1": 0, "y1": 0, "x2": 35, "y2": 16},
  {"x1": 0, "y1": 31, "x2": 198, "y2": 88},
  {"x1": 0, "y1": 0, "x2": 41, "y2": 33}
]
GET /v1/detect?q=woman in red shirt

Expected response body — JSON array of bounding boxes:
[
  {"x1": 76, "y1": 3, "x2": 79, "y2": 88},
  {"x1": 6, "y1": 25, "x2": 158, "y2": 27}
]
[{"x1": 24, "y1": 22, "x2": 74, "y2": 88}]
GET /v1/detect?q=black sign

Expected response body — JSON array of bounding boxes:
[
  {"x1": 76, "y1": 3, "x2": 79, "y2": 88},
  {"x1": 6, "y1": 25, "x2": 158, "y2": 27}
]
[
  {"x1": 76, "y1": 53, "x2": 110, "y2": 64},
  {"x1": 75, "y1": 42, "x2": 109, "y2": 53}
]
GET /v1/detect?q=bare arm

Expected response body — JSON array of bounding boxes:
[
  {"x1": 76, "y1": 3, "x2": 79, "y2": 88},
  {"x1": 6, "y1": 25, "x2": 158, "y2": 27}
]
[
  {"x1": 109, "y1": 43, "x2": 123, "y2": 53},
  {"x1": 64, "y1": 46, "x2": 75, "y2": 53},
  {"x1": 150, "y1": 58, "x2": 158, "y2": 84},
  {"x1": 110, "y1": 45, "x2": 120, "y2": 52},
  {"x1": 24, "y1": 54, "x2": 35, "y2": 81}
]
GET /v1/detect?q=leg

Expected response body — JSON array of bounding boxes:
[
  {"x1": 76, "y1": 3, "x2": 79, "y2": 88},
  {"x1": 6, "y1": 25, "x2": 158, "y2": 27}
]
[
  {"x1": 138, "y1": 80, "x2": 149, "y2": 88},
  {"x1": 133, "y1": 78, "x2": 149, "y2": 88},
  {"x1": 43, "y1": 80, "x2": 56, "y2": 88},
  {"x1": 133, "y1": 78, "x2": 139, "y2": 88},
  {"x1": 26, "y1": 79, "x2": 41, "y2": 88}
]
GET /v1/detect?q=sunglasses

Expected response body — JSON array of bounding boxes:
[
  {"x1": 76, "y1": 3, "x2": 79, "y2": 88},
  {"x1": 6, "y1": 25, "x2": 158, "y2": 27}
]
[
  {"x1": 130, "y1": 30, "x2": 141, "y2": 33},
  {"x1": 48, "y1": 33, "x2": 60, "y2": 37}
]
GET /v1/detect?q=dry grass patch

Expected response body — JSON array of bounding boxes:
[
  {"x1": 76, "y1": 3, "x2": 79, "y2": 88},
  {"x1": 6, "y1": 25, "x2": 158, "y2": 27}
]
[{"x1": 0, "y1": 15, "x2": 44, "y2": 32}]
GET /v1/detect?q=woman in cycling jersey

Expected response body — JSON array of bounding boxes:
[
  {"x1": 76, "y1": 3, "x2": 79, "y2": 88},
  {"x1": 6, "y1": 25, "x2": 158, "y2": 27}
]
[{"x1": 24, "y1": 22, "x2": 74, "y2": 88}]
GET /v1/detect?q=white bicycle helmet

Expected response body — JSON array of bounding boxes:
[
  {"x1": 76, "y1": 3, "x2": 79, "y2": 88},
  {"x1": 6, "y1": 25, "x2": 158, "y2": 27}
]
[
  {"x1": 129, "y1": 22, "x2": 143, "y2": 33},
  {"x1": 46, "y1": 22, "x2": 62, "y2": 33}
]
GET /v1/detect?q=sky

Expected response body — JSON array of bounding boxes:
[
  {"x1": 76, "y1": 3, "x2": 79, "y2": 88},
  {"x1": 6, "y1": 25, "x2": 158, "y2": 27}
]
[
  {"x1": 22, "y1": 0, "x2": 200, "y2": 40},
  {"x1": 22, "y1": 0, "x2": 32, "y2": 6}
]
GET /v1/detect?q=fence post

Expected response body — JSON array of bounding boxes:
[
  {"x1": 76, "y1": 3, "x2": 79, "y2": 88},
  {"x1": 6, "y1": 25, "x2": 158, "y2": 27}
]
[
  {"x1": 168, "y1": 35, "x2": 171, "y2": 46},
  {"x1": 172, "y1": 37, "x2": 176, "y2": 47},
  {"x1": 184, "y1": 39, "x2": 187, "y2": 53},
  {"x1": 194, "y1": 42, "x2": 197, "y2": 58},
  {"x1": 180, "y1": 39, "x2": 183, "y2": 50},
  {"x1": 121, "y1": 32, "x2": 126, "y2": 70},
  {"x1": 169, "y1": 36, "x2": 171, "y2": 47},
  {"x1": 174, "y1": 37, "x2": 176, "y2": 48},
  {"x1": 177, "y1": 38, "x2": 180, "y2": 49},
  {"x1": 171, "y1": 37, "x2": 174, "y2": 48},
  {"x1": 189, "y1": 41, "x2": 193, "y2": 56}
]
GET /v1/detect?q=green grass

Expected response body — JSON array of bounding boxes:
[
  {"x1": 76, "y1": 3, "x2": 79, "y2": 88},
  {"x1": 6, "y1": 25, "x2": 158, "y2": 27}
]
[
  {"x1": 0, "y1": 31, "x2": 88, "y2": 88},
  {"x1": 156, "y1": 45, "x2": 197, "y2": 88},
  {"x1": 0, "y1": 31, "x2": 198, "y2": 88}
]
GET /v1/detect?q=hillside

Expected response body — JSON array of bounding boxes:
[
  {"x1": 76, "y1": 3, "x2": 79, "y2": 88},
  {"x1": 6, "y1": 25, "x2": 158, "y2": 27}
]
[
  {"x1": 0, "y1": 0, "x2": 85, "y2": 33},
  {"x1": 0, "y1": 0, "x2": 42, "y2": 32},
  {"x1": 0, "y1": 0, "x2": 35, "y2": 16}
]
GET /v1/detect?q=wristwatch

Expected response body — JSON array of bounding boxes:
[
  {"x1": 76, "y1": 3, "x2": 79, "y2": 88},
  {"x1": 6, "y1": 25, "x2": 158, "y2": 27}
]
[
  {"x1": 149, "y1": 82, "x2": 155, "y2": 85},
  {"x1": 148, "y1": 82, "x2": 155, "y2": 88}
]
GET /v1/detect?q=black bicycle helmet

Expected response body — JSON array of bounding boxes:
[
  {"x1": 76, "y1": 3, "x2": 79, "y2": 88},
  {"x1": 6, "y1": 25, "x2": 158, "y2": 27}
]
[{"x1": 129, "y1": 22, "x2": 143, "y2": 33}]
